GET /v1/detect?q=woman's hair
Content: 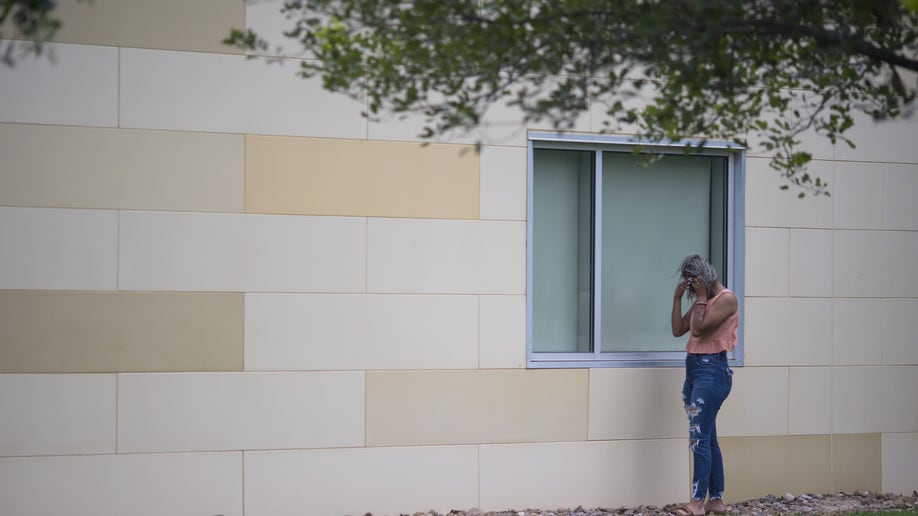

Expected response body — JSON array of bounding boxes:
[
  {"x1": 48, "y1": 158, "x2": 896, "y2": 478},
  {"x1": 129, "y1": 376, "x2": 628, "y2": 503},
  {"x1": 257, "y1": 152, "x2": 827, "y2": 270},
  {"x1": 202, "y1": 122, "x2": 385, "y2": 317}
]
[{"x1": 678, "y1": 254, "x2": 718, "y2": 299}]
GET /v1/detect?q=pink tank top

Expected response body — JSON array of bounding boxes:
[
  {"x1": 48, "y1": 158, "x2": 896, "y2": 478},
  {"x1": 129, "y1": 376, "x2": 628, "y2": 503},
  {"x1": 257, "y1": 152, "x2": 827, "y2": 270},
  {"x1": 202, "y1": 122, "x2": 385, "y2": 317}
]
[{"x1": 686, "y1": 288, "x2": 739, "y2": 354}]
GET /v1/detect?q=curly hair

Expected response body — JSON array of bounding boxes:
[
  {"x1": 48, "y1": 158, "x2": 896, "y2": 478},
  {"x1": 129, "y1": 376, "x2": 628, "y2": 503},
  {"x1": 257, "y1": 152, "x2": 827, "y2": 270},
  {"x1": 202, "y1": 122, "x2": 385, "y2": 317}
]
[{"x1": 678, "y1": 254, "x2": 718, "y2": 299}]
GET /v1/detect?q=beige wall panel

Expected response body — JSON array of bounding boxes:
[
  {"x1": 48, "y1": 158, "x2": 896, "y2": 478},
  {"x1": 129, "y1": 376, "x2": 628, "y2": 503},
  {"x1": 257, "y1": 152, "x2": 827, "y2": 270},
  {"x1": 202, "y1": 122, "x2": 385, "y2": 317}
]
[
  {"x1": 0, "y1": 207, "x2": 117, "y2": 290},
  {"x1": 479, "y1": 295, "x2": 526, "y2": 369},
  {"x1": 367, "y1": 218, "x2": 526, "y2": 295},
  {"x1": 245, "y1": 136, "x2": 479, "y2": 219},
  {"x1": 835, "y1": 230, "x2": 918, "y2": 298},
  {"x1": 0, "y1": 452, "x2": 242, "y2": 516},
  {"x1": 479, "y1": 440, "x2": 687, "y2": 510},
  {"x1": 244, "y1": 293, "x2": 479, "y2": 370},
  {"x1": 745, "y1": 157, "x2": 833, "y2": 229},
  {"x1": 883, "y1": 299, "x2": 918, "y2": 365},
  {"x1": 589, "y1": 368, "x2": 686, "y2": 440},
  {"x1": 0, "y1": 291, "x2": 242, "y2": 373},
  {"x1": 0, "y1": 374, "x2": 115, "y2": 456},
  {"x1": 788, "y1": 229, "x2": 833, "y2": 297},
  {"x1": 246, "y1": 446, "x2": 478, "y2": 516},
  {"x1": 882, "y1": 432, "x2": 918, "y2": 495},
  {"x1": 0, "y1": 124, "x2": 243, "y2": 212},
  {"x1": 480, "y1": 145, "x2": 527, "y2": 221},
  {"x1": 837, "y1": 111, "x2": 918, "y2": 164},
  {"x1": 718, "y1": 366, "x2": 788, "y2": 437},
  {"x1": 745, "y1": 227, "x2": 789, "y2": 297},
  {"x1": 366, "y1": 369, "x2": 588, "y2": 446},
  {"x1": 52, "y1": 0, "x2": 245, "y2": 54},
  {"x1": 832, "y1": 434, "x2": 881, "y2": 493},
  {"x1": 788, "y1": 367, "x2": 832, "y2": 435},
  {"x1": 0, "y1": 43, "x2": 118, "y2": 127},
  {"x1": 833, "y1": 298, "x2": 883, "y2": 366},
  {"x1": 720, "y1": 435, "x2": 832, "y2": 502},
  {"x1": 118, "y1": 372, "x2": 364, "y2": 453},
  {"x1": 744, "y1": 298, "x2": 833, "y2": 367},
  {"x1": 884, "y1": 164, "x2": 918, "y2": 230},
  {"x1": 833, "y1": 366, "x2": 918, "y2": 434},
  {"x1": 834, "y1": 162, "x2": 885, "y2": 230}
]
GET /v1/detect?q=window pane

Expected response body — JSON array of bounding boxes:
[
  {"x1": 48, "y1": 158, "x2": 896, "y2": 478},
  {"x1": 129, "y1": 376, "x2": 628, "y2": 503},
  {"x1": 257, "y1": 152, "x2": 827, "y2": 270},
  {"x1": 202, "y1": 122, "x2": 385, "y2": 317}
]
[
  {"x1": 600, "y1": 153, "x2": 727, "y2": 353},
  {"x1": 532, "y1": 149, "x2": 592, "y2": 353}
]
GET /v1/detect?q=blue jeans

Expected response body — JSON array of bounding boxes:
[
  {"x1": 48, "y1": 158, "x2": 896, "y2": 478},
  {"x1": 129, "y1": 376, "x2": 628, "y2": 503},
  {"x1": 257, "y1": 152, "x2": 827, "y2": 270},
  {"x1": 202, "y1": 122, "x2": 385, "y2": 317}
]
[{"x1": 682, "y1": 352, "x2": 733, "y2": 501}]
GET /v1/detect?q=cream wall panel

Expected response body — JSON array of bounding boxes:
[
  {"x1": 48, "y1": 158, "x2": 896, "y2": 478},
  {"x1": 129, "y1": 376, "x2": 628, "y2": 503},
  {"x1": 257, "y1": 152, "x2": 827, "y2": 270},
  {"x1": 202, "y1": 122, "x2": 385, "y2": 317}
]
[
  {"x1": 832, "y1": 434, "x2": 881, "y2": 493},
  {"x1": 833, "y1": 366, "x2": 918, "y2": 434},
  {"x1": 245, "y1": 446, "x2": 478, "y2": 516},
  {"x1": 0, "y1": 374, "x2": 114, "y2": 456},
  {"x1": 882, "y1": 432, "x2": 918, "y2": 495},
  {"x1": 835, "y1": 230, "x2": 918, "y2": 298},
  {"x1": 244, "y1": 0, "x2": 304, "y2": 58},
  {"x1": 367, "y1": 90, "x2": 554, "y2": 148},
  {"x1": 718, "y1": 366, "x2": 788, "y2": 437},
  {"x1": 0, "y1": 453, "x2": 241, "y2": 516},
  {"x1": 244, "y1": 293, "x2": 478, "y2": 370},
  {"x1": 788, "y1": 229, "x2": 833, "y2": 297},
  {"x1": 52, "y1": 0, "x2": 244, "y2": 54},
  {"x1": 118, "y1": 372, "x2": 364, "y2": 453},
  {"x1": 885, "y1": 164, "x2": 918, "y2": 230},
  {"x1": 743, "y1": 298, "x2": 833, "y2": 367},
  {"x1": 0, "y1": 207, "x2": 117, "y2": 290},
  {"x1": 0, "y1": 291, "x2": 243, "y2": 373},
  {"x1": 744, "y1": 227, "x2": 788, "y2": 297},
  {"x1": 0, "y1": 124, "x2": 244, "y2": 212},
  {"x1": 366, "y1": 369, "x2": 587, "y2": 446},
  {"x1": 245, "y1": 136, "x2": 479, "y2": 219},
  {"x1": 744, "y1": 157, "x2": 833, "y2": 228},
  {"x1": 479, "y1": 440, "x2": 686, "y2": 510},
  {"x1": 588, "y1": 368, "x2": 686, "y2": 440},
  {"x1": 119, "y1": 49, "x2": 366, "y2": 138},
  {"x1": 744, "y1": 96, "x2": 834, "y2": 160},
  {"x1": 837, "y1": 111, "x2": 918, "y2": 164},
  {"x1": 883, "y1": 299, "x2": 918, "y2": 365},
  {"x1": 480, "y1": 145, "x2": 527, "y2": 221},
  {"x1": 833, "y1": 298, "x2": 883, "y2": 366},
  {"x1": 367, "y1": 218, "x2": 525, "y2": 294},
  {"x1": 479, "y1": 295, "x2": 526, "y2": 369},
  {"x1": 720, "y1": 436, "x2": 831, "y2": 502},
  {"x1": 118, "y1": 211, "x2": 366, "y2": 292},
  {"x1": 0, "y1": 42, "x2": 117, "y2": 127},
  {"x1": 788, "y1": 367, "x2": 832, "y2": 435},
  {"x1": 834, "y1": 162, "x2": 885, "y2": 230}
]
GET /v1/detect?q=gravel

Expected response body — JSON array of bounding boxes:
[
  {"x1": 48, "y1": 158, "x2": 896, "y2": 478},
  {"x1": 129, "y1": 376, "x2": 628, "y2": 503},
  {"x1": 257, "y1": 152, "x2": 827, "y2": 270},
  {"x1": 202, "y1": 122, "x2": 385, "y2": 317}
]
[{"x1": 379, "y1": 490, "x2": 918, "y2": 516}]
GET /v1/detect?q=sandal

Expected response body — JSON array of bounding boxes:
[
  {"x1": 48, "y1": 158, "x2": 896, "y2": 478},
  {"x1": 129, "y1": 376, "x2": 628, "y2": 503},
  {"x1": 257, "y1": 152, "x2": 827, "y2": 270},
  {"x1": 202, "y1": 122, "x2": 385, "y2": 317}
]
[
  {"x1": 704, "y1": 500, "x2": 728, "y2": 514},
  {"x1": 673, "y1": 504, "x2": 706, "y2": 516}
]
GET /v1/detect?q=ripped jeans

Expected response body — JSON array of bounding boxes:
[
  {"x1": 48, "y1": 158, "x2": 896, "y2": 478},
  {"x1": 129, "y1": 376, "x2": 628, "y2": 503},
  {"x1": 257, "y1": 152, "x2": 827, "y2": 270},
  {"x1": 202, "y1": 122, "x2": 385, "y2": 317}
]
[{"x1": 682, "y1": 351, "x2": 733, "y2": 501}]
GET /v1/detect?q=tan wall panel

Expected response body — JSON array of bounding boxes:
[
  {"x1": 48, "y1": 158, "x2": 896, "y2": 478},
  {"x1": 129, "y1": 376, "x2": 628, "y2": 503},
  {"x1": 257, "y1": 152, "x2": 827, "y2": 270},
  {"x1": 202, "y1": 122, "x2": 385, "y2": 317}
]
[
  {"x1": 0, "y1": 124, "x2": 244, "y2": 212},
  {"x1": 50, "y1": 0, "x2": 245, "y2": 54},
  {"x1": 366, "y1": 369, "x2": 587, "y2": 446},
  {"x1": 246, "y1": 136, "x2": 480, "y2": 219},
  {"x1": 832, "y1": 434, "x2": 881, "y2": 493},
  {"x1": 0, "y1": 291, "x2": 243, "y2": 373},
  {"x1": 719, "y1": 435, "x2": 832, "y2": 502}
]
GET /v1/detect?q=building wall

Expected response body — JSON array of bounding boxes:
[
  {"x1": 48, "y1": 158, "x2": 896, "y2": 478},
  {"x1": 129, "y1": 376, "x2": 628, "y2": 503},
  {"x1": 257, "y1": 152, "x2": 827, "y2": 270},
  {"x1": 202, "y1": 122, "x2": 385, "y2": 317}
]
[{"x1": 1, "y1": 1, "x2": 917, "y2": 515}]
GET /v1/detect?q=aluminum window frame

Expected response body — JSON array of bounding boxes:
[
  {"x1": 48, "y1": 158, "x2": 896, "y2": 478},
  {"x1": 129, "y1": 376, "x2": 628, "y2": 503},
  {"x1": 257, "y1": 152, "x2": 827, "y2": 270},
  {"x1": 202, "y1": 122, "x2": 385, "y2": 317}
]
[{"x1": 526, "y1": 131, "x2": 746, "y2": 368}]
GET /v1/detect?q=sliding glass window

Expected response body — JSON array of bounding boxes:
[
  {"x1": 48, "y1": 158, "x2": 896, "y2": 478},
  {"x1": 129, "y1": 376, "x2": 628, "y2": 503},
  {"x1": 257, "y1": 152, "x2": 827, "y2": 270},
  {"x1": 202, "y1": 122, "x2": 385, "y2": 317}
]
[{"x1": 528, "y1": 133, "x2": 745, "y2": 368}]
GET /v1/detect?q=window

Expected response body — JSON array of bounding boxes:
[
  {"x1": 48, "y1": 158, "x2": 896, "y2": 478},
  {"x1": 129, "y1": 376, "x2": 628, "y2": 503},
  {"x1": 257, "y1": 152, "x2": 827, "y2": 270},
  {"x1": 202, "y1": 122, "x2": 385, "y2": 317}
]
[{"x1": 526, "y1": 132, "x2": 745, "y2": 368}]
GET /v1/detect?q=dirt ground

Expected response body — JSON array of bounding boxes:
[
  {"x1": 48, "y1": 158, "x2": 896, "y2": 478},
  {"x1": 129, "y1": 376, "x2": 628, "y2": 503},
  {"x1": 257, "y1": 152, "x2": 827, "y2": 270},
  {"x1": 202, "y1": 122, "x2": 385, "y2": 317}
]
[{"x1": 391, "y1": 490, "x2": 918, "y2": 516}]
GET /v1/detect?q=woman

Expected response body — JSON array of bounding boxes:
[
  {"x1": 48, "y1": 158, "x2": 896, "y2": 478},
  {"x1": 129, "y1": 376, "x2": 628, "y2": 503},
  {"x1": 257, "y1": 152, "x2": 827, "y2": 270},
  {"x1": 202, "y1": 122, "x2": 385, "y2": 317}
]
[{"x1": 671, "y1": 254, "x2": 738, "y2": 516}]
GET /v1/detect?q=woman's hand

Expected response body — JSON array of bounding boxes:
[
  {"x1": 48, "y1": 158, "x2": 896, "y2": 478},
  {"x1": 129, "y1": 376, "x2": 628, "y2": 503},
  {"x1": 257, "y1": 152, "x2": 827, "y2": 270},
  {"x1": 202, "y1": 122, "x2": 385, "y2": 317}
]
[
  {"x1": 689, "y1": 277, "x2": 708, "y2": 302},
  {"x1": 674, "y1": 278, "x2": 692, "y2": 299}
]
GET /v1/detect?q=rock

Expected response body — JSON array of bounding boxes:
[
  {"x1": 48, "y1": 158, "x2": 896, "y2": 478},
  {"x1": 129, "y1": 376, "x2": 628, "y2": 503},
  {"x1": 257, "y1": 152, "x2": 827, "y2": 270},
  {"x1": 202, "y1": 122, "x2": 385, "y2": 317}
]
[
  {"x1": 783, "y1": 494, "x2": 796, "y2": 502},
  {"x1": 858, "y1": 491, "x2": 870, "y2": 498}
]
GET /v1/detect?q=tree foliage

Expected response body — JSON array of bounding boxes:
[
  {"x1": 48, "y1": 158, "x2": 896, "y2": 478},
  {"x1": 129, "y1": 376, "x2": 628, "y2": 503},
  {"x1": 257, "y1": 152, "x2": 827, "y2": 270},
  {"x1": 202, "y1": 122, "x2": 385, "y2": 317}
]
[
  {"x1": 1, "y1": 0, "x2": 62, "y2": 65},
  {"x1": 226, "y1": 0, "x2": 918, "y2": 196}
]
